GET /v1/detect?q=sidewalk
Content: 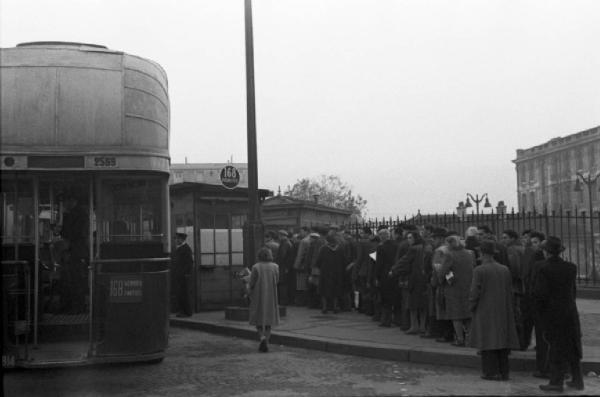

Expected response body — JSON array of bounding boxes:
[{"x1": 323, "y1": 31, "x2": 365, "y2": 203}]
[{"x1": 171, "y1": 298, "x2": 600, "y2": 373}]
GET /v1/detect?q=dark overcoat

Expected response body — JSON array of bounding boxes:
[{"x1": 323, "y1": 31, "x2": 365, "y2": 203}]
[
  {"x1": 315, "y1": 244, "x2": 346, "y2": 298},
  {"x1": 431, "y1": 244, "x2": 450, "y2": 320},
  {"x1": 443, "y1": 247, "x2": 475, "y2": 320},
  {"x1": 393, "y1": 244, "x2": 430, "y2": 310},
  {"x1": 355, "y1": 237, "x2": 377, "y2": 280},
  {"x1": 534, "y1": 256, "x2": 582, "y2": 361},
  {"x1": 469, "y1": 259, "x2": 520, "y2": 351},
  {"x1": 172, "y1": 242, "x2": 193, "y2": 281},
  {"x1": 375, "y1": 239, "x2": 399, "y2": 304},
  {"x1": 249, "y1": 261, "x2": 280, "y2": 326}
]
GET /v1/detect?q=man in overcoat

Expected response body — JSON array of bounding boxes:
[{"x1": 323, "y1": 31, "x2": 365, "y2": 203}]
[
  {"x1": 535, "y1": 236, "x2": 584, "y2": 392},
  {"x1": 374, "y1": 228, "x2": 399, "y2": 327},
  {"x1": 469, "y1": 240, "x2": 520, "y2": 381},
  {"x1": 276, "y1": 230, "x2": 294, "y2": 305},
  {"x1": 172, "y1": 232, "x2": 194, "y2": 317}
]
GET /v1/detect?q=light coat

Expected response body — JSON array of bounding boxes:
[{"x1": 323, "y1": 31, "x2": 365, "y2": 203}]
[
  {"x1": 249, "y1": 261, "x2": 280, "y2": 327},
  {"x1": 443, "y1": 247, "x2": 475, "y2": 320}
]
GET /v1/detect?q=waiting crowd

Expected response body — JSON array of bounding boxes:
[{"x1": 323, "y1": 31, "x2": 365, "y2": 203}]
[{"x1": 261, "y1": 223, "x2": 585, "y2": 392}]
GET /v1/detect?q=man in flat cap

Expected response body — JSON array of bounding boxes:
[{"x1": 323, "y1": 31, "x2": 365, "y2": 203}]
[
  {"x1": 535, "y1": 236, "x2": 584, "y2": 392},
  {"x1": 172, "y1": 232, "x2": 193, "y2": 317}
]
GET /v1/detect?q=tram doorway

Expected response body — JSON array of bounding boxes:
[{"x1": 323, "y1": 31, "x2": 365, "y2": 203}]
[{"x1": 2, "y1": 175, "x2": 93, "y2": 365}]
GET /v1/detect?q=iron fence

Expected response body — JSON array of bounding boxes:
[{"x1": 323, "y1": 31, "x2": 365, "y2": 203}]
[{"x1": 343, "y1": 206, "x2": 600, "y2": 286}]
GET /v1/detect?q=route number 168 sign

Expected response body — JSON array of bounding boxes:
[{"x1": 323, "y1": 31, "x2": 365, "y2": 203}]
[{"x1": 220, "y1": 165, "x2": 240, "y2": 189}]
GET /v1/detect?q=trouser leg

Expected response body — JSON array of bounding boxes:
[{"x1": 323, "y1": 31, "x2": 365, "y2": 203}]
[
  {"x1": 548, "y1": 360, "x2": 566, "y2": 386},
  {"x1": 481, "y1": 350, "x2": 497, "y2": 376},
  {"x1": 534, "y1": 322, "x2": 550, "y2": 374},
  {"x1": 498, "y1": 349, "x2": 510, "y2": 379},
  {"x1": 569, "y1": 359, "x2": 584, "y2": 386}
]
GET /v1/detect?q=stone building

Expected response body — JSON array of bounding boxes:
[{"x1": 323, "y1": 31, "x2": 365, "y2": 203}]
[{"x1": 513, "y1": 126, "x2": 600, "y2": 213}]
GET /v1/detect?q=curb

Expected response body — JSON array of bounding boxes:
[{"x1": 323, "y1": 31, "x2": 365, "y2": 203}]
[{"x1": 171, "y1": 318, "x2": 600, "y2": 373}]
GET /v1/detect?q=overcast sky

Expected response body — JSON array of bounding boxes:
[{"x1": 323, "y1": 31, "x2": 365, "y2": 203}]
[{"x1": 2, "y1": 0, "x2": 599, "y2": 218}]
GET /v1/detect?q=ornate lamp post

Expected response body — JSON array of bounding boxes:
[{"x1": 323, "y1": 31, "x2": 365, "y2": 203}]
[
  {"x1": 464, "y1": 193, "x2": 492, "y2": 215},
  {"x1": 574, "y1": 170, "x2": 600, "y2": 283}
]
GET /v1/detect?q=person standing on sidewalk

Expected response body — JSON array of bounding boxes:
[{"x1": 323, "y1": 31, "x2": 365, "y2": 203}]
[
  {"x1": 469, "y1": 240, "x2": 520, "y2": 381},
  {"x1": 293, "y1": 226, "x2": 311, "y2": 305},
  {"x1": 249, "y1": 247, "x2": 280, "y2": 353},
  {"x1": 172, "y1": 232, "x2": 194, "y2": 317},
  {"x1": 527, "y1": 231, "x2": 550, "y2": 378},
  {"x1": 374, "y1": 228, "x2": 399, "y2": 327},
  {"x1": 392, "y1": 231, "x2": 431, "y2": 335},
  {"x1": 535, "y1": 236, "x2": 584, "y2": 392}
]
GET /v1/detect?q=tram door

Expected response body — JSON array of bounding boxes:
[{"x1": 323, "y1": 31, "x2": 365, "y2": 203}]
[
  {"x1": 35, "y1": 176, "x2": 93, "y2": 361},
  {"x1": 1, "y1": 174, "x2": 94, "y2": 365}
]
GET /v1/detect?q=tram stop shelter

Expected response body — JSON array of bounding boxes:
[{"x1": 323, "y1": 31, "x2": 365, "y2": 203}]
[{"x1": 169, "y1": 182, "x2": 272, "y2": 311}]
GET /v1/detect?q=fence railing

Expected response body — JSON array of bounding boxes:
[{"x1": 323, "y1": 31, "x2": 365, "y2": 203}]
[{"x1": 343, "y1": 206, "x2": 600, "y2": 287}]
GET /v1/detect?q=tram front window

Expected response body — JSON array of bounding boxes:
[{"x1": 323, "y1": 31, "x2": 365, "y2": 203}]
[{"x1": 97, "y1": 176, "x2": 167, "y2": 261}]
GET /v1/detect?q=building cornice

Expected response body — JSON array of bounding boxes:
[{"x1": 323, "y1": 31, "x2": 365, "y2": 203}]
[{"x1": 513, "y1": 126, "x2": 599, "y2": 164}]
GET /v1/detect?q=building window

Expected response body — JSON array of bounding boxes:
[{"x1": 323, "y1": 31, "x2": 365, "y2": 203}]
[
  {"x1": 528, "y1": 161, "x2": 534, "y2": 181},
  {"x1": 576, "y1": 147, "x2": 584, "y2": 171},
  {"x1": 529, "y1": 191, "x2": 536, "y2": 212},
  {"x1": 521, "y1": 193, "x2": 527, "y2": 211}
]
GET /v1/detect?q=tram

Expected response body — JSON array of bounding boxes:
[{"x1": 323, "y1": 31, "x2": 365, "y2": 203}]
[{"x1": 1, "y1": 42, "x2": 171, "y2": 368}]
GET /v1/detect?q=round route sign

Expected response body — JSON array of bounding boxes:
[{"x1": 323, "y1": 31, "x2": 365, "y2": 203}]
[{"x1": 220, "y1": 165, "x2": 240, "y2": 189}]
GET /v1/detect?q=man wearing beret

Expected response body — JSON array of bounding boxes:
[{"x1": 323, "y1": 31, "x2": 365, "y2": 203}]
[
  {"x1": 172, "y1": 232, "x2": 194, "y2": 317},
  {"x1": 535, "y1": 236, "x2": 584, "y2": 392}
]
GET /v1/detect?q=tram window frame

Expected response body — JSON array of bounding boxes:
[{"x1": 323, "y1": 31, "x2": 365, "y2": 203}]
[
  {"x1": 96, "y1": 175, "x2": 168, "y2": 250},
  {"x1": 1, "y1": 176, "x2": 35, "y2": 246}
]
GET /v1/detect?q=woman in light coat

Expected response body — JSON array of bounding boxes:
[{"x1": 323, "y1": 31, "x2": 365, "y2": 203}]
[
  {"x1": 442, "y1": 235, "x2": 475, "y2": 346},
  {"x1": 249, "y1": 247, "x2": 280, "y2": 352}
]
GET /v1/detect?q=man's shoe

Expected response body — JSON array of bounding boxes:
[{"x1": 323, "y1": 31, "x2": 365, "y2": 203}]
[
  {"x1": 539, "y1": 384, "x2": 563, "y2": 392},
  {"x1": 405, "y1": 329, "x2": 419, "y2": 335},
  {"x1": 565, "y1": 381, "x2": 584, "y2": 390},
  {"x1": 532, "y1": 371, "x2": 549, "y2": 379},
  {"x1": 420, "y1": 333, "x2": 437, "y2": 339}
]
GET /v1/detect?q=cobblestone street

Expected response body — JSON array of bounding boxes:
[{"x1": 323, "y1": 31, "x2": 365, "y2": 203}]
[{"x1": 5, "y1": 328, "x2": 600, "y2": 397}]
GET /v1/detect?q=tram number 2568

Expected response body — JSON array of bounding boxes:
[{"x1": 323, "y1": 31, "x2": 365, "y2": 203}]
[{"x1": 94, "y1": 156, "x2": 117, "y2": 167}]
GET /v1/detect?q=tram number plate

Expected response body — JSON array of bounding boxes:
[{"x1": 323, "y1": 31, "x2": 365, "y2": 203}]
[
  {"x1": 2, "y1": 355, "x2": 16, "y2": 368},
  {"x1": 94, "y1": 156, "x2": 117, "y2": 167},
  {"x1": 109, "y1": 277, "x2": 143, "y2": 303}
]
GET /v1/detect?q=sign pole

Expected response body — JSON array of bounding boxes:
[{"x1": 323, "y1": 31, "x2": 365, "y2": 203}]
[{"x1": 244, "y1": 0, "x2": 263, "y2": 268}]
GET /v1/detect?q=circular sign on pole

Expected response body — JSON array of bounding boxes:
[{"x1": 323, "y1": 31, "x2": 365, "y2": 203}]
[{"x1": 220, "y1": 165, "x2": 240, "y2": 189}]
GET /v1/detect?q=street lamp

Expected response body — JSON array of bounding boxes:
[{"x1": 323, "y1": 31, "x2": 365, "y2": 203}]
[
  {"x1": 464, "y1": 193, "x2": 492, "y2": 215},
  {"x1": 573, "y1": 170, "x2": 600, "y2": 283}
]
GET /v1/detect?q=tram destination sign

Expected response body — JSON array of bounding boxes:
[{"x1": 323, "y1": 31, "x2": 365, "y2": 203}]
[
  {"x1": 220, "y1": 165, "x2": 240, "y2": 189},
  {"x1": 109, "y1": 276, "x2": 143, "y2": 303}
]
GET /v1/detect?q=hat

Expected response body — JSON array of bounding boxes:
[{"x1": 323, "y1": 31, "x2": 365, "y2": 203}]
[
  {"x1": 278, "y1": 229, "x2": 289, "y2": 237},
  {"x1": 175, "y1": 232, "x2": 187, "y2": 239},
  {"x1": 309, "y1": 232, "x2": 320, "y2": 238},
  {"x1": 541, "y1": 236, "x2": 565, "y2": 255},
  {"x1": 432, "y1": 227, "x2": 447, "y2": 238}
]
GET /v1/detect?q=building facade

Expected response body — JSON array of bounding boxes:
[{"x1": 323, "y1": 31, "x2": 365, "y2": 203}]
[{"x1": 514, "y1": 126, "x2": 600, "y2": 213}]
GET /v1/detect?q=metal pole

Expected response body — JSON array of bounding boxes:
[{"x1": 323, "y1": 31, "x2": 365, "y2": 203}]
[
  {"x1": 244, "y1": 0, "x2": 263, "y2": 267},
  {"x1": 588, "y1": 179, "x2": 596, "y2": 284}
]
